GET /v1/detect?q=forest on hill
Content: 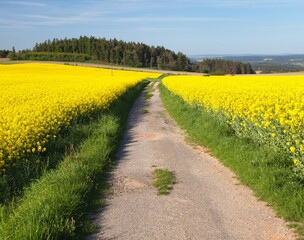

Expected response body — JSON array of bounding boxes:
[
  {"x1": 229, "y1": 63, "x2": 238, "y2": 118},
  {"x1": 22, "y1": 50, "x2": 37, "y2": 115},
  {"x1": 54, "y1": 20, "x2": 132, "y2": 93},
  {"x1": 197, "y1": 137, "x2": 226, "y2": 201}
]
[{"x1": 4, "y1": 36, "x2": 255, "y2": 74}]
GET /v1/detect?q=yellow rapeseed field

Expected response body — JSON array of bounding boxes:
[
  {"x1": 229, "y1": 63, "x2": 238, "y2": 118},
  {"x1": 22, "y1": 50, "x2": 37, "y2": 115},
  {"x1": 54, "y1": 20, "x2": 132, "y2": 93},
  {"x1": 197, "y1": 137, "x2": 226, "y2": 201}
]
[
  {"x1": 163, "y1": 75, "x2": 304, "y2": 176},
  {"x1": 0, "y1": 63, "x2": 160, "y2": 172}
]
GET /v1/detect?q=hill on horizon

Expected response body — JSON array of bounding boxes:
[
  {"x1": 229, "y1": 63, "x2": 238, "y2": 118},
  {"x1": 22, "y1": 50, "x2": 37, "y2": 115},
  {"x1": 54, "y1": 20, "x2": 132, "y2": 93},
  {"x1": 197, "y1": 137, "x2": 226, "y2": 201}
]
[{"x1": 191, "y1": 54, "x2": 304, "y2": 73}]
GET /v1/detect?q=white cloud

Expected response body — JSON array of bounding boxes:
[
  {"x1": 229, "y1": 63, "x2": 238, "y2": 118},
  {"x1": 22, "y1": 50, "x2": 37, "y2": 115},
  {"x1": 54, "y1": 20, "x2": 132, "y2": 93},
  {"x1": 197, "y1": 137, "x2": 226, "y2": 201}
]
[
  {"x1": 190, "y1": 0, "x2": 303, "y2": 7},
  {"x1": 3, "y1": 1, "x2": 46, "y2": 7},
  {"x1": 137, "y1": 27, "x2": 193, "y2": 32},
  {"x1": 111, "y1": 16, "x2": 230, "y2": 23},
  {"x1": 0, "y1": 18, "x2": 30, "y2": 29},
  {"x1": 6, "y1": 12, "x2": 231, "y2": 28},
  {"x1": 1, "y1": 0, "x2": 302, "y2": 30}
]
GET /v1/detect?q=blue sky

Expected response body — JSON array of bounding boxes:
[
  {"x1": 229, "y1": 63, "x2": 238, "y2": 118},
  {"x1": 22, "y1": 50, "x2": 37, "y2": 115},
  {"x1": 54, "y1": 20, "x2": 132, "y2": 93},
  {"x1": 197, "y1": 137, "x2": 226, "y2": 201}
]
[{"x1": 1, "y1": 0, "x2": 304, "y2": 55}]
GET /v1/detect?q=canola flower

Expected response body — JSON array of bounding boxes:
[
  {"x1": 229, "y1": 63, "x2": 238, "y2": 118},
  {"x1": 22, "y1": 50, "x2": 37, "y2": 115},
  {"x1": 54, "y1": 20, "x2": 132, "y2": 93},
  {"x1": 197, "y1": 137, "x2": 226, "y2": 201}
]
[
  {"x1": 0, "y1": 63, "x2": 160, "y2": 172},
  {"x1": 163, "y1": 75, "x2": 304, "y2": 177}
]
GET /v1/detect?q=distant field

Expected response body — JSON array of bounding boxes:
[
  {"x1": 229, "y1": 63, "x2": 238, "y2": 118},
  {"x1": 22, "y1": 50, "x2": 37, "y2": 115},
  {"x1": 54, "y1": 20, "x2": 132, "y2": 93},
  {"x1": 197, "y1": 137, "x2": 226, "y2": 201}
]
[
  {"x1": 191, "y1": 54, "x2": 304, "y2": 73},
  {"x1": 255, "y1": 71, "x2": 304, "y2": 76},
  {"x1": 3, "y1": 59, "x2": 304, "y2": 76},
  {"x1": 192, "y1": 54, "x2": 304, "y2": 66},
  {"x1": 0, "y1": 60, "x2": 208, "y2": 75}
]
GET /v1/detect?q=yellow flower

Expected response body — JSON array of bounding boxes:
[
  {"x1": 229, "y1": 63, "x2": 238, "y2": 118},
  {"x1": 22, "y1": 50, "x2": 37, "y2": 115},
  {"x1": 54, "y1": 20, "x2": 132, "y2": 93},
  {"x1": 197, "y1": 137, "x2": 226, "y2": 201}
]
[
  {"x1": 290, "y1": 146, "x2": 296, "y2": 153},
  {"x1": 0, "y1": 160, "x2": 5, "y2": 168},
  {"x1": 162, "y1": 74, "x2": 304, "y2": 165},
  {"x1": 293, "y1": 159, "x2": 300, "y2": 166},
  {"x1": 0, "y1": 63, "x2": 161, "y2": 172}
]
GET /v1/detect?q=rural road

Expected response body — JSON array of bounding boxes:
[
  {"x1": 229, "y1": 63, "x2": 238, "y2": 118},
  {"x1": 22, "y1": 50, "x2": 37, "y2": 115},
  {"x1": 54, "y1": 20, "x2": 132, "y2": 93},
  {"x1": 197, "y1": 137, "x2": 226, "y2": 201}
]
[{"x1": 89, "y1": 82, "x2": 295, "y2": 240}]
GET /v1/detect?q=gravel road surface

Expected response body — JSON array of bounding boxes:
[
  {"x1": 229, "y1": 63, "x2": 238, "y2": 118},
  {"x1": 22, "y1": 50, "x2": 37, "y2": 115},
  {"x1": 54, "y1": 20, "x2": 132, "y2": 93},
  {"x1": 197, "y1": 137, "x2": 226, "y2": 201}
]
[{"x1": 89, "y1": 82, "x2": 295, "y2": 240}]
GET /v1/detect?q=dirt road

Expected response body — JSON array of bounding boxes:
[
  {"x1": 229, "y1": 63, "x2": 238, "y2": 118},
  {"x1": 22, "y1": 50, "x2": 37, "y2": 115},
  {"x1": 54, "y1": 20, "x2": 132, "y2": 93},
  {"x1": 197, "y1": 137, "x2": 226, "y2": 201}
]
[{"x1": 89, "y1": 83, "x2": 295, "y2": 240}]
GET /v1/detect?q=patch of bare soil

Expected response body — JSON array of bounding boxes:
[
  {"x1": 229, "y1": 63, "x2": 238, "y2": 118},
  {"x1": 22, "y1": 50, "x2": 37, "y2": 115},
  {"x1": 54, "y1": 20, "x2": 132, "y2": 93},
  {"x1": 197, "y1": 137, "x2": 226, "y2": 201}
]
[
  {"x1": 256, "y1": 71, "x2": 304, "y2": 76},
  {"x1": 0, "y1": 58, "x2": 10, "y2": 62}
]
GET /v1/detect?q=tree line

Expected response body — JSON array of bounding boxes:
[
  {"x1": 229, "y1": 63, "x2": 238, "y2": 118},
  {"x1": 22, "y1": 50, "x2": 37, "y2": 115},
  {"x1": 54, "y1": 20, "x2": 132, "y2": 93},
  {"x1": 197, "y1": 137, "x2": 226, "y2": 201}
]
[
  {"x1": 193, "y1": 58, "x2": 255, "y2": 75},
  {"x1": 11, "y1": 52, "x2": 92, "y2": 62},
  {"x1": 0, "y1": 49, "x2": 11, "y2": 58},
  {"x1": 4, "y1": 36, "x2": 255, "y2": 74}
]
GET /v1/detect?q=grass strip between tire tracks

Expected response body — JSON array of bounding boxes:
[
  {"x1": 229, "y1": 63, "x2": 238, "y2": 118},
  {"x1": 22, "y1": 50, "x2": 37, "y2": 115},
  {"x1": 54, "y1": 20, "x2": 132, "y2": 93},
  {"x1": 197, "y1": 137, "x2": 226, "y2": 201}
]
[
  {"x1": 0, "y1": 80, "x2": 150, "y2": 240},
  {"x1": 160, "y1": 82, "x2": 304, "y2": 239},
  {"x1": 153, "y1": 168, "x2": 175, "y2": 195}
]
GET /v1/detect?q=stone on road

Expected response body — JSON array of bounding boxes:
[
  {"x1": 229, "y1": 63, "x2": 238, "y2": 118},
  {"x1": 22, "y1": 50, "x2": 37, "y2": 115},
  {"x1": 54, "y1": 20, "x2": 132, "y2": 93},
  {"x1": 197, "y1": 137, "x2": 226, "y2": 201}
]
[{"x1": 89, "y1": 82, "x2": 295, "y2": 240}]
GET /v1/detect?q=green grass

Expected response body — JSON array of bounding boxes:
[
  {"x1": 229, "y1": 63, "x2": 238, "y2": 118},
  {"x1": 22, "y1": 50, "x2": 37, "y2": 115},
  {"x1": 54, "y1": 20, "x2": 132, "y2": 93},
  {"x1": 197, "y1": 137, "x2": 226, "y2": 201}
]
[
  {"x1": 145, "y1": 77, "x2": 162, "y2": 83},
  {"x1": 152, "y1": 168, "x2": 175, "y2": 195},
  {"x1": 1, "y1": 79, "x2": 151, "y2": 204},
  {"x1": 0, "y1": 80, "x2": 149, "y2": 240},
  {"x1": 160, "y1": 83, "x2": 304, "y2": 238},
  {"x1": 142, "y1": 109, "x2": 149, "y2": 114},
  {"x1": 144, "y1": 92, "x2": 153, "y2": 100},
  {"x1": 0, "y1": 109, "x2": 107, "y2": 204},
  {"x1": 146, "y1": 81, "x2": 156, "y2": 93},
  {"x1": 141, "y1": 82, "x2": 156, "y2": 113}
]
